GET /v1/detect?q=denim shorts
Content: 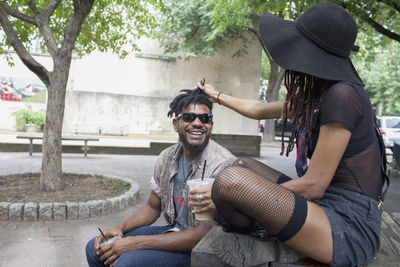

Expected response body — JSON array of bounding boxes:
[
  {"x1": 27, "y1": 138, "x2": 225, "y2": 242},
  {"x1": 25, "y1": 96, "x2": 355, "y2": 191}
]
[{"x1": 312, "y1": 186, "x2": 382, "y2": 267}]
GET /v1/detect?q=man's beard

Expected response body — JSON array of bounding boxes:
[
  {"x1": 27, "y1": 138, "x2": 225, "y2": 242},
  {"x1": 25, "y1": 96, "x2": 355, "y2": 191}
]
[{"x1": 179, "y1": 131, "x2": 211, "y2": 153}]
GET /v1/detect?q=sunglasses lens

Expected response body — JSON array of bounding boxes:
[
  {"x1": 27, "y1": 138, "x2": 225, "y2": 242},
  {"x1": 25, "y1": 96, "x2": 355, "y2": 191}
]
[
  {"x1": 198, "y1": 114, "x2": 211, "y2": 123},
  {"x1": 182, "y1": 113, "x2": 196, "y2": 122},
  {"x1": 180, "y1": 113, "x2": 212, "y2": 123}
]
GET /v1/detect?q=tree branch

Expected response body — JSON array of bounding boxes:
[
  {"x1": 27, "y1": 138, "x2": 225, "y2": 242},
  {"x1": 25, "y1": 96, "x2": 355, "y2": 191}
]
[
  {"x1": 72, "y1": 0, "x2": 80, "y2": 11},
  {"x1": 41, "y1": 0, "x2": 62, "y2": 22},
  {"x1": 60, "y1": 0, "x2": 94, "y2": 57},
  {"x1": 0, "y1": 8, "x2": 50, "y2": 85},
  {"x1": 36, "y1": 0, "x2": 62, "y2": 57},
  {"x1": 0, "y1": 1, "x2": 37, "y2": 25},
  {"x1": 38, "y1": 23, "x2": 59, "y2": 57},
  {"x1": 338, "y1": 1, "x2": 399, "y2": 43},
  {"x1": 366, "y1": 17, "x2": 400, "y2": 42},
  {"x1": 28, "y1": 0, "x2": 39, "y2": 15},
  {"x1": 377, "y1": 0, "x2": 400, "y2": 13}
]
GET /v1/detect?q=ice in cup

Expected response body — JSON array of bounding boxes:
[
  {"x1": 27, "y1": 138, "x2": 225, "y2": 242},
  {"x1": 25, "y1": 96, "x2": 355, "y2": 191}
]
[
  {"x1": 187, "y1": 178, "x2": 214, "y2": 221},
  {"x1": 100, "y1": 236, "x2": 118, "y2": 248}
]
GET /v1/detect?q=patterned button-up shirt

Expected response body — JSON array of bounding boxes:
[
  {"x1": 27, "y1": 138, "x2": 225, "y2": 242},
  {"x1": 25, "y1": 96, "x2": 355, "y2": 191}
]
[{"x1": 150, "y1": 139, "x2": 236, "y2": 228}]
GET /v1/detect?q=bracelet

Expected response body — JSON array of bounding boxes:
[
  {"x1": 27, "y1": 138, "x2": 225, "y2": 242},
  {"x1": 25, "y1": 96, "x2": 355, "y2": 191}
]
[{"x1": 217, "y1": 92, "x2": 222, "y2": 105}]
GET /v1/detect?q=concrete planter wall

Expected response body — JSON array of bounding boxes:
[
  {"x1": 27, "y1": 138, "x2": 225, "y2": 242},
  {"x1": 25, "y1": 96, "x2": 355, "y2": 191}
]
[
  {"x1": 24, "y1": 124, "x2": 41, "y2": 133},
  {"x1": 0, "y1": 173, "x2": 139, "y2": 221}
]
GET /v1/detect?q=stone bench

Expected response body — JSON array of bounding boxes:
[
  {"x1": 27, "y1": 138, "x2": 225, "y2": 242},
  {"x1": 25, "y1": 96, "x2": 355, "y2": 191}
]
[
  {"x1": 17, "y1": 135, "x2": 99, "y2": 156},
  {"x1": 191, "y1": 211, "x2": 400, "y2": 267}
]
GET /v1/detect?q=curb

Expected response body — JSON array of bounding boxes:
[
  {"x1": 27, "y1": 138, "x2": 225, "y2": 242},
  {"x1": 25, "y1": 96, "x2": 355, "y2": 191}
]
[{"x1": 0, "y1": 173, "x2": 139, "y2": 221}]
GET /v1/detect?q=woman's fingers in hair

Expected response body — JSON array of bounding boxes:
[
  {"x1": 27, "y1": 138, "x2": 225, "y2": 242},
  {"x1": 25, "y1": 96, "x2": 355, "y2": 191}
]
[{"x1": 198, "y1": 83, "x2": 219, "y2": 103}]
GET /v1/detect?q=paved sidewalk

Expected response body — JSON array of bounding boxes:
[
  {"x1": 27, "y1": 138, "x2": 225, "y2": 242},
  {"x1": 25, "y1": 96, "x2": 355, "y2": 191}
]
[
  {"x1": 0, "y1": 142, "x2": 297, "y2": 267},
  {"x1": 0, "y1": 139, "x2": 398, "y2": 267}
]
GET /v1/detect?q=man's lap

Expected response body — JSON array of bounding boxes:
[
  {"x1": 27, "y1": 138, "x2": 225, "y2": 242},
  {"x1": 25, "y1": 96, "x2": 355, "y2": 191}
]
[{"x1": 86, "y1": 225, "x2": 191, "y2": 267}]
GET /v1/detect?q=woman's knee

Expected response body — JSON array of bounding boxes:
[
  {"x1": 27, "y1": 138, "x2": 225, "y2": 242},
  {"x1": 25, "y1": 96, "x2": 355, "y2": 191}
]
[
  {"x1": 212, "y1": 166, "x2": 248, "y2": 199},
  {"x1": 214, "y1": 166, "x2": 243, "y2": 185},
  {"x1": 232, "y1": 157, "x2": 251, "y2": 167}
]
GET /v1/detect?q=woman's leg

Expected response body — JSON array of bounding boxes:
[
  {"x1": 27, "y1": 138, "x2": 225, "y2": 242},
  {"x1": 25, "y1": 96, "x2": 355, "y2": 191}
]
[
  {"x1": 214, "y1": 158, "x2": 293, "y2": 229},
  {"x1": 232, "y1": 157, "x2": 292, "y2": 184},
  {"x1": 212, "y1": 166, "x2": 333, "y2": 263}
]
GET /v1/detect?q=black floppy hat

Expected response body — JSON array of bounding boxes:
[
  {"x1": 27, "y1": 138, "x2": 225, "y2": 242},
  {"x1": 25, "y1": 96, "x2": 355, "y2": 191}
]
[{"x1": 259, "y1": 2, "x2": 364, "y2": 85}]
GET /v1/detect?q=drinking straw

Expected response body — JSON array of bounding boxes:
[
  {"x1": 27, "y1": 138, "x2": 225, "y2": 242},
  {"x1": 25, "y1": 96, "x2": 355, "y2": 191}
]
[
  {"x1": 98, "y1": 227, "x2": 108, "y2": 241},
  {"x1": 201, "y1": 160, "x2": 207, "y2": 181}
]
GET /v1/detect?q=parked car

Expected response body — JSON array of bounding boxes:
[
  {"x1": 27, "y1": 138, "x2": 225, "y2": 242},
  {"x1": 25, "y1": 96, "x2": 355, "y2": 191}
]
[
  {"x1": 274, "y1": 119, "x2": 293, "y2": 137},
  {"x1": 377, "y1": 116, "x2": 400, "y2": 151}
]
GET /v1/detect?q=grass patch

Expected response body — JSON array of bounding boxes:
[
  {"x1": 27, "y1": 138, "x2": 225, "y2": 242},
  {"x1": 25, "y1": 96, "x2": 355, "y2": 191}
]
[{"x1": 96, "y1": 175, "x2": 131, "y2": 198}]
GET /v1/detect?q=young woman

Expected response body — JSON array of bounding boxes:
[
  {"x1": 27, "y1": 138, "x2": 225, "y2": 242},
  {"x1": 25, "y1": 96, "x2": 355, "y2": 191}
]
[{"x1": 199, "y1": 3, "x2": 388, "y2": 266}]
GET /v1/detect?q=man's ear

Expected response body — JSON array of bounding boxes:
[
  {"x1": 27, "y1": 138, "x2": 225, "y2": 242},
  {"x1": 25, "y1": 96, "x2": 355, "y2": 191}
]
[{"x1": 173, "y1": 119, "x2": 178, "y2": 132}]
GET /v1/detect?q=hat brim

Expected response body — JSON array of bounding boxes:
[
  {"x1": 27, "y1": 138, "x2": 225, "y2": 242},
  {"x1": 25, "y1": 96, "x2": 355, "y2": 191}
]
[{"x1": 259, "y1": 13, "x2": 363, "y2": 85}]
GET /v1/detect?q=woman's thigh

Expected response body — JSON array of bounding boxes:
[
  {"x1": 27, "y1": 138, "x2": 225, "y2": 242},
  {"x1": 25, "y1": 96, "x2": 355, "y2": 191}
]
[{"x1": 285, "y1": 201, "x2": 333, "y2": 264}]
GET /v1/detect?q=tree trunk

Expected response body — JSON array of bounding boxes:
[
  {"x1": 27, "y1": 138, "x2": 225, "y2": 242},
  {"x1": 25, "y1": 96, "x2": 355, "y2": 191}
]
[
  {"x1": 263, "y1": 60, "x2": 285, "y2": 142},
  {"x1": 40, "y1": 61, "x2": 70, "y2": 191}
]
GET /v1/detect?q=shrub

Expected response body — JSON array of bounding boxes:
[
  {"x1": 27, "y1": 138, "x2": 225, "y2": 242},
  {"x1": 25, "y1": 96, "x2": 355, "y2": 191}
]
[
  {"x1": 13, "y1": 106, "x2": 46, "y2": 130},
  {"x1": 390, "y1": 159, "x2": 399, "y2": 171}
]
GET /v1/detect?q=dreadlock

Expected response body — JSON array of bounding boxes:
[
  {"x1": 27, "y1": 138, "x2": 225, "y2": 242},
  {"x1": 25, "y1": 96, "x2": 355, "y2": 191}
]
[
  {"x1": 167, "y1": 88, "x2": 213, "y2": 118},
  {"x1": 281, "y1": 70, "x2": 335, "y2": 162}
]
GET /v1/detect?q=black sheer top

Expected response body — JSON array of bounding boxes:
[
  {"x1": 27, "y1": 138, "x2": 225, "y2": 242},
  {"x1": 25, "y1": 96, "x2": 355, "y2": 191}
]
[{"x1": 309, "y1": 82, "x2": 384, "y2": 200}]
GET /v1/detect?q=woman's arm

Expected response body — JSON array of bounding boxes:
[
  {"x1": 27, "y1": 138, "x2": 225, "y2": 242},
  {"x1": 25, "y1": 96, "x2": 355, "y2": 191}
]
[
  {"x1": 199, "y1": 83, "x2": 283, "y2": 120},
  {"x1": 282, "y1": 123, "x2": 351, "y2": 199}
]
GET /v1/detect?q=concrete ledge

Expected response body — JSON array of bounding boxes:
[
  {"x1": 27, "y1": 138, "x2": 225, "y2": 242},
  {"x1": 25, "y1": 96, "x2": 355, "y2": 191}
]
[
  {"x1": 0, "y1": 134, "x2": 262, "y2": 157},
  {"x1": 212, "y1": 134, "x2": 261, "y2": 157},
  {"x1": 0, "y1": 173, "x2": 139, "y2": 221},
  {"x1": 192, "y1": 226, "x2": 302, "y2": 267},
  {"x1": 192, "y1": 212, "x2": 400, "y2": 267}
]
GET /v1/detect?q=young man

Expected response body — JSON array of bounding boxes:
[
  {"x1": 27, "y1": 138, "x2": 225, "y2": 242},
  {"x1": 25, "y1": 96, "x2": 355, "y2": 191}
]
[{"x1": 86, "y1": 88, "x2": 236, "y2": 267}]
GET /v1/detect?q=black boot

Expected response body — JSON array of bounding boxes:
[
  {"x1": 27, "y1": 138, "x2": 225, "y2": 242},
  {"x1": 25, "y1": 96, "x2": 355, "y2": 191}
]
[{"x1": 214, "y1": 212, "x2": 273, "y2": 240}]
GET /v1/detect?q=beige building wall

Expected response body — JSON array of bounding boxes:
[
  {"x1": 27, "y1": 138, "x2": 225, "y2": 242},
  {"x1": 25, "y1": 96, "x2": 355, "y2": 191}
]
[
  {"x1": 64, "y1": 38, "x2": 262, "y2": 136},
  {"x1": 1, "y1": 37, "x2": 262, "y2": 136}
]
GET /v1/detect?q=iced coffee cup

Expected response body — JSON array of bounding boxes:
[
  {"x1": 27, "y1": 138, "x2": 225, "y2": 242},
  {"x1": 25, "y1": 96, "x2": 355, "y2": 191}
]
[
  {"x1": 100, "y1": 236, "x2": 118, "y2": 248},
  {"x1": 187, "y1": 178, "x2": 214, "y2": 221}
]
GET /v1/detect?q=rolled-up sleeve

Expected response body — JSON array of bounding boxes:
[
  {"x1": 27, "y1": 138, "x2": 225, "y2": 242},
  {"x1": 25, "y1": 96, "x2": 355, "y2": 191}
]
[
  {"x1": 150, "y1": 175, "x2": 161, "y2": 197},
  {"x1": 150, "y1": 155, "x2": 162, "y2": 197}
]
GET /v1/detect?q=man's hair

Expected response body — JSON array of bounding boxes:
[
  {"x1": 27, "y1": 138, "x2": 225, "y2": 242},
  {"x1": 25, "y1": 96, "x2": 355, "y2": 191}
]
[{"x1": 167, "y1": 88, "x2": 213, "y2": 118}]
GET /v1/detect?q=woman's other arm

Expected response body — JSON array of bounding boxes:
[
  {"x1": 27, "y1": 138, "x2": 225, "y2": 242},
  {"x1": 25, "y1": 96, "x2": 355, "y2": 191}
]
[{"x1": 282, "y1": 123, "x2": 351, "y2": 199}]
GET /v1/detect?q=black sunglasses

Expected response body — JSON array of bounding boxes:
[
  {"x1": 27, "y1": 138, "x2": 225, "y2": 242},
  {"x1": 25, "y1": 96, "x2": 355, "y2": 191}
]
[{"x1": 177, "y1": 112, "x2": 213, "y2": 124}]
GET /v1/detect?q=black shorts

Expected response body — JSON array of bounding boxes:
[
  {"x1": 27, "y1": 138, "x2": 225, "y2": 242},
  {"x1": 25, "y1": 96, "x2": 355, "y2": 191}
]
[{"x1": 312, "y1": 186, "x2": 382, "y2": 266}]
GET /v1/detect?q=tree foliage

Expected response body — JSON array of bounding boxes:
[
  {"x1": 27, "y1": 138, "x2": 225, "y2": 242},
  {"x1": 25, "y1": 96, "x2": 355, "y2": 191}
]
[
  {"x1": 157, "y1": 0, "x2": 311, "y2": 59},
  {"x1": 0, "y1": 0, "x2": 158, "y2": 191},
  {"x1": 0, "y1": 0, "x2": 158, "y2": 61},
  {"x1": 157, "y1": 0, "x2": 250, "y2": 58},
  {"x1": 157, "y1": 0, "x2": 400, "y2": 139},
  {"x1": 325, "y1": 0, "x2": 400, "y2": 43},
  {"x1": 355, "y1": 40, "x2": 400, "y2": 115}
]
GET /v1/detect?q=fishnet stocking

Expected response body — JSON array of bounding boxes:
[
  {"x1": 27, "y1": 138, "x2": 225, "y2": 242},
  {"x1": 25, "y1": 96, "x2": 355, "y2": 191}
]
[
  {"x1": 232, "y1": 158, "x2": 287, "y2": 183},
  {"x1": 212, "y1": 166, "x2": 297, "y2": 236}
]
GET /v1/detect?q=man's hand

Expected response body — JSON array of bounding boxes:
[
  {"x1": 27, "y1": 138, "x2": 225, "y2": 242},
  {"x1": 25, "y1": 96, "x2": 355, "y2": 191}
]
[
  {"x1": 99, "y1": 236, "x2": 139, "y2": 266},
  {"x1": 94, "y1": 227, "x2": 123, "y2": 256},
  {"x1": 189, "y1": 187, "x2": 216, "y2": 214}
]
